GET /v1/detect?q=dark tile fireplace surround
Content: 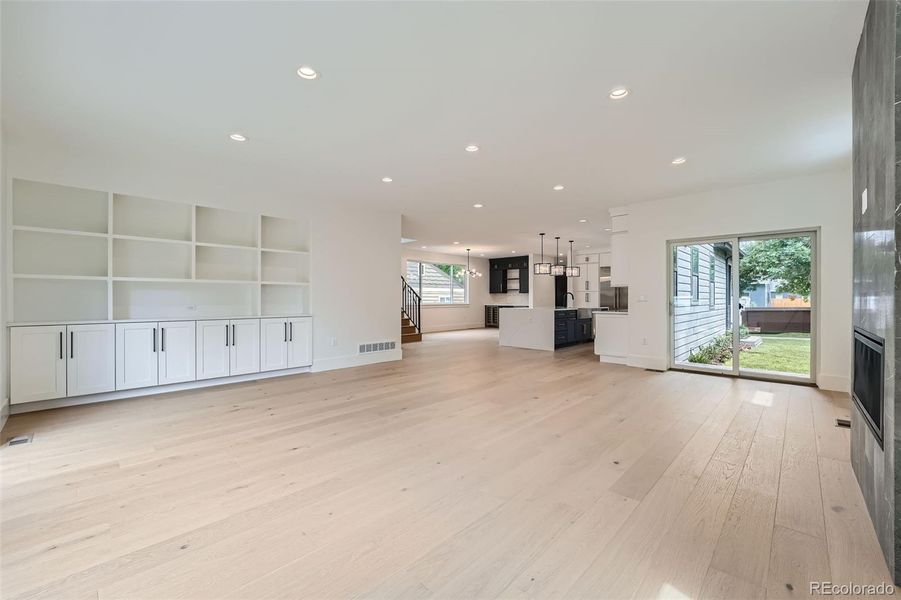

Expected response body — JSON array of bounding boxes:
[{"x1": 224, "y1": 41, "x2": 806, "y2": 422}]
[{"x1": 851, "y1": 0, "x2": 901, "y2": 583}]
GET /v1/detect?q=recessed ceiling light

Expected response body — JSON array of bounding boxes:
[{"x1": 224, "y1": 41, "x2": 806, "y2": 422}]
[
  {"x1": 453, "y1": 241, "x2": 460, "y2": 244},
  {"x1": 609, "y1": 87, "x2": 629, "y2": 100},
  {"x1": 480, "y1": 253, "x2": 485, "y2": 256},
  {"x1": 473, "y1": 203, "x2": 483, "y2": 208},
  {"x1": 511, "y1": 250, "x2": 517, "y2": 254},
  {"x1": 579, "y1": 219, "x2": 587, "y2": 223},
  {"x1": 297, "y1": 65, "x2": 319, "y2": 80},
  {"x1": 465, "y1": 144, "x2": 480, "y2": 153},
  {"x1": 382, "y1": 177, "x2": 393, "y2": 183},
  {"x1": 585, "y1": 244, "x2": 591, "y2": 248},
  {"x1": 604, "y1": 228, "x2": 612, "y2": 231},
  {"x1": 553, "y1": 185, "x2": 565, "y2": 191},
  {"x1": 672, "y1": 156, "x2": 687, "y2": 165},
  {"x1": 421, "y1": 246, "x2": 427, "y2": 249},
  {"x1": 559, "y1": 253, "x2": 564, "y2": 257},
  {"x1": 229, "y1": 133, "x2": 247, "y2": 142}
]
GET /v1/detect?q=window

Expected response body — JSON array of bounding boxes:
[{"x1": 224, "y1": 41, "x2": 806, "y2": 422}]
[
  {"x1": 672, "y1": 248, "x2": 679, "y2": 297},
  {"x1": 709, "y1": 255, "x2": 716, "y2": 307},
  {"x1": 405, "y1": 260, "x2": 468, "y2": 305},
  {"x1": 690, "y1": 247, "x2": 700, "y2": 304}
]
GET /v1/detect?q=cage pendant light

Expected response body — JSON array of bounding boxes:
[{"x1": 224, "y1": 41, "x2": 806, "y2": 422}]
[
  {"x1": 464, "y1": 248, "x2": 483, "y2": 278},
  {"x1": 534, "y1": 233, "x2": 552, "y2": 275},
  {"x1": 565, "y1": 240, "x2": 581, "y2": 277},
  {"x1": 551, "y1": 236, "x2": 566, "y2": 276}
]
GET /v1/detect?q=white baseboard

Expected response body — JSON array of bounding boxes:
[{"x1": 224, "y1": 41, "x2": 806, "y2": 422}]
[
  {"x1": 598, "y1": 354, "x2": 629, "y2": 366},
  {"x1": 422, "y1": 323, "x2": 484, "y2": 333},
  {"x1": 312, "y1": 349, "x2": 402, "y2": 372},
  {"x1": 817, "y1": 373, "x2": 850, "y2": 393},
  {"x1": 10, "y1": 367, "x2": 312, "y2": 415},
  {"x1": 628, "y1": 354, "x2": 669, "y2": 371}
]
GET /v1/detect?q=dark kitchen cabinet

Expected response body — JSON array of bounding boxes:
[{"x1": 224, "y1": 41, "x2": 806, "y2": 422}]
[
  {"x1": 553, "y1": 310, "x2": 592, "y2": 348},
  {"x1": 489, "y1": 269, "x2": 506, "y2": 294},
  {"x1": 518, "y1": 268, "x2": 529, "y2": 293}
]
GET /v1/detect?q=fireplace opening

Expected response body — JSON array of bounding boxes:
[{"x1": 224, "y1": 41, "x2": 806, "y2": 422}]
[{"x1": 852, "y1": 327, "x2": 884, "y2": 448}]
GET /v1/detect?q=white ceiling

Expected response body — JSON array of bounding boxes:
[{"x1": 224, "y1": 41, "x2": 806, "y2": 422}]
[{"x1": 2, "y1": 1, "x2": 866, "y2": 258}]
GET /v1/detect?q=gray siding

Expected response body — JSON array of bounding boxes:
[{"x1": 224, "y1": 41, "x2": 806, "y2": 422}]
[{"x1": 673, "y1": 244, "x2": 730, "y2": 363}]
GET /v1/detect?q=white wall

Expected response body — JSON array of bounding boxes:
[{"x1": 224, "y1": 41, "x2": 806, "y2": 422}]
[
  {"x1": 401, "y1": 248, "x2": 490, "y2": 332},
  {"x1": 0, "y1": 121, "x2": 8, "y2": 431},
  {"x1": 624, "y1": 168, "x2": 852, "y2": 392}
]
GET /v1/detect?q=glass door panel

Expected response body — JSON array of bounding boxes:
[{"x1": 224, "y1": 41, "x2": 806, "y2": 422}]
[
  {"x1": 671, "y1": 240, "x2": 736, "y2": 374},
  {"x1": 736, "y1": 233, "x2": 814, "y2": 382}
]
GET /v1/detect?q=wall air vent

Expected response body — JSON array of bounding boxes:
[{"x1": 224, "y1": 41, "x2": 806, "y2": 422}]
[{"x1": 359, "y1": 341, "x2": 397, "y2": 354}]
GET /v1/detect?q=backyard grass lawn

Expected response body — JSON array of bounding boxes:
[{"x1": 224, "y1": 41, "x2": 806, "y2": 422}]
[{"x1": 727, "y1": 333, "x2": 810, "y2": 374}]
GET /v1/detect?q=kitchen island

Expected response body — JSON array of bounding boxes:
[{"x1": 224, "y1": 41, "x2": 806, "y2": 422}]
[
  {"x1": 498, "y1": 307, "x2": 592, "y2": 351},
  {"x1": 594, "y1": 311, "x2": 629, "y2": 364}
]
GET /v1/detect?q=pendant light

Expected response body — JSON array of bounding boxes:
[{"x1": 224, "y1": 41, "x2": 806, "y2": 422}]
[
  {"x1": 565, "y1": 240, "x2": 581, "y2": 277},
  {"x1": 463, "y1": 249, "x2": 483, "y2": 278},
  {"x1": 551, "y1": 236, "x2": 566, "y2": 276},
  {"x1": 533, "y1": 233, "x2": 552, "y2": 275}
]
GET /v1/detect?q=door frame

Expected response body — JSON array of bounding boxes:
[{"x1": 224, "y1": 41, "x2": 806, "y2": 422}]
[{"x1": 667, "y1": 227, "x2": 818, "y2": 385}]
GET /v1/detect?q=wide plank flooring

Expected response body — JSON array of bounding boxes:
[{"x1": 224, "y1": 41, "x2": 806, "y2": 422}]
[{"x1": 0, "y1": 329, "x2": 892, "y2": 599}]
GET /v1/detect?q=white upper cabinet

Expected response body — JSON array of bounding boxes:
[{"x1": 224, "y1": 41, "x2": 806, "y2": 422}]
[
  {"x1": 159, "y1": 321, "x2": 196, "y2": 385},
  {"x1": 288, "y1": 317, "x2": 313, "y2": 368},
  {"x1": 229, "y1": 319, "x2": 260, "y2": 376},
  {"x1": 196, "y1": 320, "x2": 230, "y2": 381},
  {"x1": 115, "y1": 322, "x2": 158, "y2": 391},
  {"x1": 260, "y1": 318, "x2": 289, "y2": 372},
  {"x1": 10, "y1": 325, "x2": 67, "y2": 404},
  {"x1": 599, "y1": 252, "x2": 611, "y2": 267},
  {"x1": 67, "y1": 324, "x2": 115, "y2": 397}
]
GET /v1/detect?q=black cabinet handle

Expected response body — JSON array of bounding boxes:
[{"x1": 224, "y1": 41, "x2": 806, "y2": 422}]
[
  {"x1": 232, "y1": 324, "x2": 236, "y2": 346},
  {"x1": 225, "y1": 324, "x2": 229, "y2": 347},
  {"x1": 284, "y1": 322, "x2": 287, "y2": 342},
  {"x1": 153, "y1": 327, "x2": 157, "y2": 352},
  {"x1": 70, "y1": 331, "x2": 74, "y2": 358},
  {"x1": 289, "y1": 322, "x2": 293, "y2": 341},
  {"x1": 59, "y1": 331, "x2": 63, "y2": 360},
  {"x1": 161, "y1": 328, "x2": 166, "y2": 352}
]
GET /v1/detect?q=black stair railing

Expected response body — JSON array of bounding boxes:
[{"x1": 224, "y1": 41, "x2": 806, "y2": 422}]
[{"x1": 401, "y1": 276, "x2": 421, "y2": 334}]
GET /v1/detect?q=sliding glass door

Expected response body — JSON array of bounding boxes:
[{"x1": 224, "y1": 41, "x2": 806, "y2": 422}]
[{"x1": 669, "y1": 230, "x2": 815, "y2": 383}]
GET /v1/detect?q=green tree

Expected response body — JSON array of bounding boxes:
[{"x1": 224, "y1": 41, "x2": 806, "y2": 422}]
[{"x1": 739, "y1": 237, "x2": 811, "y2": 297}]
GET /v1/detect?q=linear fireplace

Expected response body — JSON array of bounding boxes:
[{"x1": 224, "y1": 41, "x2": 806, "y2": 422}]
[{"x1": 852, "y1": 327, "x2": 885, "y2": 448}]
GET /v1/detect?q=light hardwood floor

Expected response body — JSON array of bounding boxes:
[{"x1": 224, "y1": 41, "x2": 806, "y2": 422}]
[{"x1": 0, "y1": 329, "x2": 892, "y2": 599}]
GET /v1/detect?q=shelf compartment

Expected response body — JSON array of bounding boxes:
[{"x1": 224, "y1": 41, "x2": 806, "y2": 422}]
[
  {"x1": 261, "y1": 250, "x2": 309, "y2": 284},
  {"x1": 113, "y1": 238, "x2": 192, "y2": 280},
  {"x1": 261, "y1": 215, "x2": 308, "y2": 252},
  {"x1": 113, "y1": 281, "x2": 257, "y2": 320},
  {"x1": 261, "y1": 284, "x2": 309, "y2": 316},
  {"x1": 195, "y1": 206, "x2": 258, "y2": 248},
  {"x1": 14, "y1": 278, "x2": 108, "y2": 323},
  {"x1": 195, "y1": 245, "x2": 257, "y2": 282},
  {"x1": 113, "y1": 194, "x2": 192, "y2": 241},
  {"x1": 13, "y1": 179, "x2": 109, "y2": 234},
  {"x1": 14, "y1": 229, "x2": 108, "y2": 277}
]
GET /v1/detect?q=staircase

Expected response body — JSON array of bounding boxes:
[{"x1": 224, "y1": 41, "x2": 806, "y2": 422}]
[{"x1": 401, "y1": 276, "x2": 422, "y2": 343}]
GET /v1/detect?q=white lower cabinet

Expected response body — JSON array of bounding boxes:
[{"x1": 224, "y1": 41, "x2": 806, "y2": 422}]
[
  {"x1": 159, "y1": 321, "x2": 196, "y2": 385},
  {"x1": 261, "y1": 317, "x2": 312, "y2": 371},
  {"x1": 10, "y1": 325, "x2": 67, "y2": 404},
  {"x1": 260, "y1": 318, "x2": 289, "y2": 372},
  {"x1": 229, "y1": 319, "x2": 260, "y2": 375},
  {"x1": 287, "y1": 317, "x2": 312, "y2": 368},
  {"x1": 10, "y1": 316, "x2": 309, "y2": 405},
  {"x1": 115, "y1": 322, "x2": 158, "y2": 391},
  {"x1": 196, "y1": 319, "x2": 230, "y2": 380},
  {"x1": 66, "y1": 324, "x2": 115, "y2": 397},
  {"x1": 196, "y1": 318, "x2": 260, "y2": 380}
]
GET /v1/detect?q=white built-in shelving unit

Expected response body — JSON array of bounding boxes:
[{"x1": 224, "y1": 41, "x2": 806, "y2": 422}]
[{"x1": 7, "y1": 179, "x2": 312, "y2": 324}]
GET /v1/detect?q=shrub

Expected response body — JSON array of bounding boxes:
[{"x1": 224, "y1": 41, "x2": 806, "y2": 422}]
[{"x1": 688, "y1": 332, "x2": 733, "y2": 365}]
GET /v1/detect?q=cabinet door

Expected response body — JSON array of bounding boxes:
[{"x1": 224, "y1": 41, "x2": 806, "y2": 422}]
[
  {"x1": 230, "y1": 319, "x2": 260, "y2": 376},
  {"x1": 260, "y1": 318, "x2": 288, "y2": 372},
  {"x1": 196, "y1": 319, "x2": 230, "y2": 380},
  {"x1": 115, "y1": 322, "x2": 158, "y2": 391},
  {"x1": 583, "y1": 264, "x2": 599, "y2": 292},
  {"x1": 610, "y1": 233, "x2": 629, "y2": 287},
  {"x1": 287, "y1": 317, "x2": 313, "y2": 368},
  {"x1": 159, "y1": 321, "x2": 196, "y2": 385},
  {"x1": 10, "y1": 326, "x2": 67, "y2": 404},
  {"x1": 489, "y1": 269, "x2": 506, "y2": 294},
  {"x1": 598, "y1": 252, "x2": 611, "y2": 267},
  {"x1": 518, "y1": 268, "x2": 529, "y2": 294},
  {"x1": 67, "y1": 324, "x2": 115, "y2": 397}
]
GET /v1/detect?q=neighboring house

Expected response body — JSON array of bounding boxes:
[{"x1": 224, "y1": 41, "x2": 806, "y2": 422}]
[
  {"x1": 406, "y1": 261, "x2": 467, "y2": 304},
  {"x1": 745, "y1": 281, "x2": 810, "y2": 307},
  {"x1": 673, "y1": 243, "x2": 731, "y2": 362}
]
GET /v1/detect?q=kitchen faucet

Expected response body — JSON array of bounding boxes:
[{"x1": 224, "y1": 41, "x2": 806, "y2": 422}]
[{"x1": 565, "y1": 292, "x2": 574, "y2": 308}]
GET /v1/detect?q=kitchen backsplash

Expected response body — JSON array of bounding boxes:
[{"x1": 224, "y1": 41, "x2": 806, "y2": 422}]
[{"x1": 487, "y1": 292, "x2": 528, "y2": 305}]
